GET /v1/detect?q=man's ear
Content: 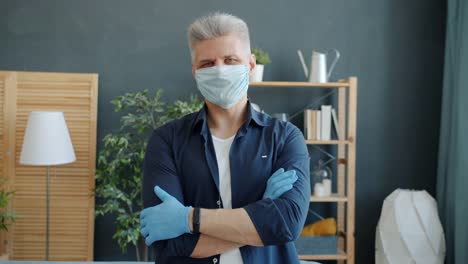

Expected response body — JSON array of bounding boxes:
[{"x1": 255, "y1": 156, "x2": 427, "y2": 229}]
[{"x1": 249, "y1": 53, "x2": 257, "y2": 76}]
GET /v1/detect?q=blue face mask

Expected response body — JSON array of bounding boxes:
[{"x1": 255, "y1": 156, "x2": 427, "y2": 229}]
[{"x1": 195, "y1": 64, "x2": 249, "y2": 109}]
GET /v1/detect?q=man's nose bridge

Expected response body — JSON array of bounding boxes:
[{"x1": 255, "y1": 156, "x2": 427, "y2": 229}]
[{"x1": 214, "y1": 58, "x2": 224, "y2": 66}]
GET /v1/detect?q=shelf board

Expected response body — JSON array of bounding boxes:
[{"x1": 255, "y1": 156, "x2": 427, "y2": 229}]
[
  {"x1": 305, "y1": 139, "x2": 349, "y2": 145},
  {"x1": 310, "y1": 194, "x2": 348, "y2": 202},
  {"x1": 250, "y1": 81, "x2": 349, "y2": 88},
  {"x1": 299, "y1": 250, "x2": 347, "y2": 260}
]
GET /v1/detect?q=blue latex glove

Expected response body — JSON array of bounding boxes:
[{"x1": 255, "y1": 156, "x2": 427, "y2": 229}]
[
  {"x1": 140, "y1": 186, "x2": 192, "y2": 246},
  {"x1": 263, "y1": 168, "x2": 298, "y2": 199}
]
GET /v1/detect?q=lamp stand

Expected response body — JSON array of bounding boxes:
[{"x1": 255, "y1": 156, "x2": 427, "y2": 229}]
[{"x1": 46, "y1": 166, "x2": 50, "y2": 260}]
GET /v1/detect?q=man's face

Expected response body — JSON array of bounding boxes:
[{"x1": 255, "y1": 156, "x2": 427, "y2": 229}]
[{"x1": 191, "y1": 34, "x2": 256, "y2": 76}]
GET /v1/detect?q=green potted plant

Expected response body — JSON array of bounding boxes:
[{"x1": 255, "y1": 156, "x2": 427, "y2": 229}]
[
  {"x1": 251, "y1": 47, "x2": 271, "y2": 82},
  {"x1": 0, "y1": 178, "x2": 19, "y2": 260},
  {"x1": 95, "y1": 89, "x2": 203, "y2": 261}
]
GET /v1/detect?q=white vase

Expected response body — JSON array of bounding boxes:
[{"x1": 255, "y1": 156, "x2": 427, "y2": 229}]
[{"x1": 251, "y1": 64, "x2": 264, "y2": 82}]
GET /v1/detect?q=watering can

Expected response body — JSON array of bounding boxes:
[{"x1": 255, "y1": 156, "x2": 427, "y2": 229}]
[{"x1": 297, "y1": 49, "x2": 340, "y2": 83}]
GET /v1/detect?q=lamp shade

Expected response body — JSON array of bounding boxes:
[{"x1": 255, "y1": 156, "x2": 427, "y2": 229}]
[
  {"x1": 375, "y1": 189, "x2": 446, "y2": 264},
  {"x1": 20, "y1": 111, "x2": 76, "y2": 166}
]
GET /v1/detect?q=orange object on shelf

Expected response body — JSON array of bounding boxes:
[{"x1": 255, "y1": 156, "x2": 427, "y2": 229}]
[{"x1": 301, "y1": 218, "x2": 337, "y2": 236}]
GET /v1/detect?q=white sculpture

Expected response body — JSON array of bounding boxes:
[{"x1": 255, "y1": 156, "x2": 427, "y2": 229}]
[{"x1": 376, "y1": 189, "x2": 446, "y2": 264}]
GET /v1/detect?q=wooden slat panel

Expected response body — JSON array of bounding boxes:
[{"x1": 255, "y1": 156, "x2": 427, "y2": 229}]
[
  {"x1": 12, "y1": 201, "x2": 89, "y2": 260},
  {"x1": 0, "y1": 73, "x2": 6, "y2": 254},
  {"x1": 1, "y1": 72, "x2": 18, "y2": 256},
  {"x1": 0, "y1": 71, "x2": 97, "y2": 260},
  {"x1": 0, "y1": 76, "x2": 4, "y2": 166}
]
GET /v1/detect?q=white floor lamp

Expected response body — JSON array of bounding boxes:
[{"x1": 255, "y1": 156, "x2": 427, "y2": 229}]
[{"x1": 19, "y1": 112, "x2": 76, "y2": 260}]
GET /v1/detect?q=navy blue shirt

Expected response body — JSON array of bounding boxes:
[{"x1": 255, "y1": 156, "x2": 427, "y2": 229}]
[{"x1": 142, "y1": 102, "x2": 311, "y2": 264}]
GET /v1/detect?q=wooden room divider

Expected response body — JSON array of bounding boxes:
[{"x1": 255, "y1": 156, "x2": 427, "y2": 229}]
[{"x1": 0, "y1": 71, "x2": 98, "y2": 260}]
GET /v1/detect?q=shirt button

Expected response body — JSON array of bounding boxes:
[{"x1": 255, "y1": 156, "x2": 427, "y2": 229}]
[
  {"x1": 216, "y1": 200, "x2": 221, "y2": 206},
  {"x1": 213, "y1": 257, "x2": 218, "y2": 263}
]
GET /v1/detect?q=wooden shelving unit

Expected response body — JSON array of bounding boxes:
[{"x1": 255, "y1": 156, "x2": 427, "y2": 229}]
[
  {"x1": 250, "y1": 77, "x2": 357, "y2": 264},
  {"x1": 300, "y1": 250, "x2": 348, "y2": 261},
  {"x1": 310, "y1": 194, "x2": 348, "y2": 202},
  {"x1": 305, "y1": 139, "x2": 350, "y2": 145},
  {"x1": 250, "y1": 81, "x2": 346, "y2": 88}
]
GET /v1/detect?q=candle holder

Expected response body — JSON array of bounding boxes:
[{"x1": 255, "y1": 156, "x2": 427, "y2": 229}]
[{"x1": 311, "y1": 159, "x2": 332, "y2": 197}]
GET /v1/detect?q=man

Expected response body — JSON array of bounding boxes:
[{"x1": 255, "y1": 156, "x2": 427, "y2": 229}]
[{"x1": 140, "y1": 12, "x2": 311, "y2": 264}]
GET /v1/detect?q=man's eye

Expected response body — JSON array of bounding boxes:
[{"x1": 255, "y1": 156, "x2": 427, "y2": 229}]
[{"x1": 201, "y1": 62, "x2": 213, "y2": 68}]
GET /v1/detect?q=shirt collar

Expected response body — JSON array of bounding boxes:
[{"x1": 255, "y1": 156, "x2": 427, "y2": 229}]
[
  {"x1": 248, "y1": 101, "x2": 269, "y2": 127},
  {"x1": 192, "y1": 100, "x2": 269, "y2": 136}
]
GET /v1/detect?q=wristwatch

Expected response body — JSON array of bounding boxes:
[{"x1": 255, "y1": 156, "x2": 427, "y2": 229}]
[{"x1": 192, "y1": 207, "x2": 201, "y2": 234}]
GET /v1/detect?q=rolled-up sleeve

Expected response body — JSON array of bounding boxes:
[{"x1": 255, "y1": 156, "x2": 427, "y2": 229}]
[
  {"x1": 243, "y1": 124, "x2": 311, "y2": 245},
  {"x1": 142, "y1": 128, "x2": 200, "y2": 257}
]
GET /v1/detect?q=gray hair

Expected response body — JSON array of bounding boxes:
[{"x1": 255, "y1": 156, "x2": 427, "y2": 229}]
[{"x1": 187, "y1": 12, "x2": 251, "y2": 60}]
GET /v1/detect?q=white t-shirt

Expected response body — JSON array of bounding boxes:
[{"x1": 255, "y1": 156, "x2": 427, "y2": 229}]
[{"x1": 212, "y1": 134, "x2": 244, "y2": 264}]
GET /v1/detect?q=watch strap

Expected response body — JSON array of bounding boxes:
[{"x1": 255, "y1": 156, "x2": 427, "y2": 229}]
[{"x1": 193, "y1": 207, "x2": 201, "y2": 234}]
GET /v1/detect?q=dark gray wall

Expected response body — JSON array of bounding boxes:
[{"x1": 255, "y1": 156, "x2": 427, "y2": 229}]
[{"x1": 1, "y1": 0, "x2": 445, "y2": 263}]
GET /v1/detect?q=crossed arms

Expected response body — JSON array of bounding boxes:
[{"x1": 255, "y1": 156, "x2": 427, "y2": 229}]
[{"x1": 141, "y1": 125, "x2": 310, "y2": 258}]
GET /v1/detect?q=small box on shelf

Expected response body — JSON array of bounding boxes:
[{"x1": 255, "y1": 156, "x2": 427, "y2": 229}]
[{"x1": 294, "y1": 235, "x2": 338, "y2": 255}]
